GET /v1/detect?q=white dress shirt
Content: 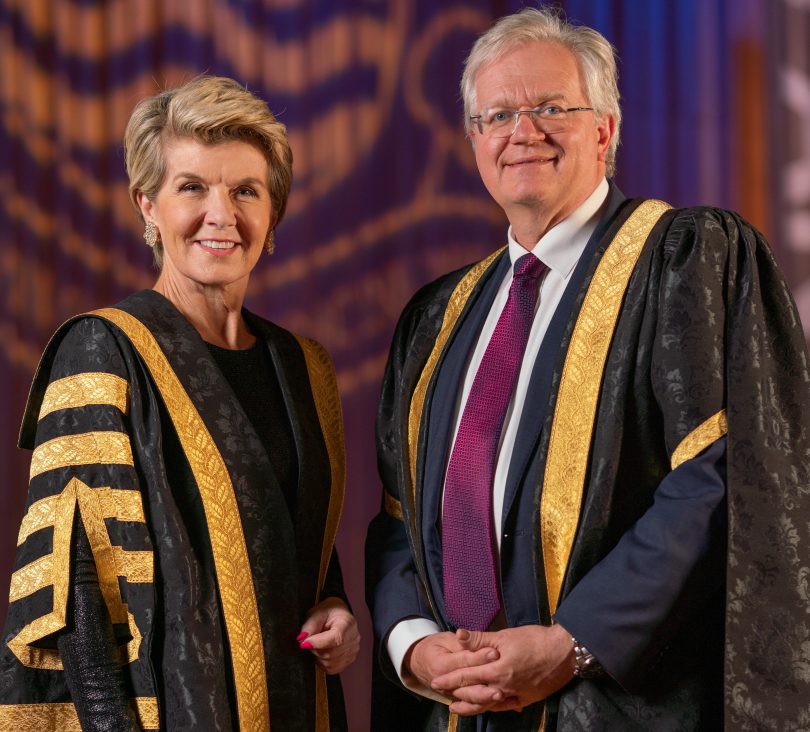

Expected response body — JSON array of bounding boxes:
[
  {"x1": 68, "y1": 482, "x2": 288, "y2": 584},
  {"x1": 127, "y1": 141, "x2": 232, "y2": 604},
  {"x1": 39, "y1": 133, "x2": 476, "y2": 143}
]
[{"x1": 387, "y1": 178, "x2": 610, "y2": 694}]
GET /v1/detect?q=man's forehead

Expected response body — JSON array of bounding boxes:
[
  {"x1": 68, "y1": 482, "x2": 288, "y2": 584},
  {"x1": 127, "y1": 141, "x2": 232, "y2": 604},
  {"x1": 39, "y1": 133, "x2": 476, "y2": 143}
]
[{"x1": 474, "y1": 41, "x2": 584, "y2": 106}]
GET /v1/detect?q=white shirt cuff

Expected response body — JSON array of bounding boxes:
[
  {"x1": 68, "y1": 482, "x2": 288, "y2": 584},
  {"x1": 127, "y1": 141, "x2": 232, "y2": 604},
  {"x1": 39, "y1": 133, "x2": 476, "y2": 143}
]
[{"x1": 386, "y1": 618, "x2": 449, "y2": 702}]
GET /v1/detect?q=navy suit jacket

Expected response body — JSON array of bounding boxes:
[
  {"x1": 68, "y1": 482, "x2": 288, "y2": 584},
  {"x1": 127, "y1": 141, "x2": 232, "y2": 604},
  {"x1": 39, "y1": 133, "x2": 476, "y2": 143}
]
[{"x1": 373, "y1": 183, "x2": 726, "y2": 684}]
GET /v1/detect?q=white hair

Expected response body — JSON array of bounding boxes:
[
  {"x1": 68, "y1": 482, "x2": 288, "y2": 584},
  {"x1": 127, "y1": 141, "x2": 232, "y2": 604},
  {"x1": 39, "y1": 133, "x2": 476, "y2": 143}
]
[{"x1": 461, "y1": 6, "x2": 621, "y2": 175}]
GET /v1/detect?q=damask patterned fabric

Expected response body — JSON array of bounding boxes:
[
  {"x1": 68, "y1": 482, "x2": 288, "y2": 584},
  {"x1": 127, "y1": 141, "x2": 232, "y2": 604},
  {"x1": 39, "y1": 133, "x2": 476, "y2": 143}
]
[
  {"x1": 0, "y1": 290, "x2": 348, "y2": 731},
  {"x1": 368, "y1": 200, "x2": 810, "y2": 731}
]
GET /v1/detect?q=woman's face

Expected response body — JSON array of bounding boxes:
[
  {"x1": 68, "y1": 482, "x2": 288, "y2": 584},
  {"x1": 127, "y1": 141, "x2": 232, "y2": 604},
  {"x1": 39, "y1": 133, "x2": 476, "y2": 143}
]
[{"x1": 138, "y1": 138, "x2": 273, "y2": 297}]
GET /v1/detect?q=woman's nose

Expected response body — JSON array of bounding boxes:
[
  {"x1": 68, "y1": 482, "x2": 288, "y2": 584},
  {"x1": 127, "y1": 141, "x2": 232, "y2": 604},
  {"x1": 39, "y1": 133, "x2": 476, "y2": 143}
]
[{"x1": 205, "y1": 189, "x2": 237, "y2": 227}]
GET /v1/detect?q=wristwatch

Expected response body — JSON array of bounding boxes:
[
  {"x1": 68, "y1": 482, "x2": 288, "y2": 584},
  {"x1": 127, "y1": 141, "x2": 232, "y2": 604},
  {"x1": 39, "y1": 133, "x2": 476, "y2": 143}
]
[{"x1": 571, "y1": 636, "x2": 603, "y2": 678}]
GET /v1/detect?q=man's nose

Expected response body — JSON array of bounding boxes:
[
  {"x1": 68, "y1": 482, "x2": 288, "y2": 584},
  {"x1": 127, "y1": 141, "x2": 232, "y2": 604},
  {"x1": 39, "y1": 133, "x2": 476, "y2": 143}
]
[{"x1": 510, "y1": 111, "x2": 547, "y2": 140}]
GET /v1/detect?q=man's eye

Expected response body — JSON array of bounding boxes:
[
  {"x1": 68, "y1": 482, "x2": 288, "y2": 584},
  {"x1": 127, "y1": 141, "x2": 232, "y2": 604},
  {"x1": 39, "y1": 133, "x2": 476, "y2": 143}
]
[
  {"x1": 539, "y1": 105, "x2": 563, "y2": 117},
  {"x1": 489, "y1": 110, "x2": 512, "y2": 124}
]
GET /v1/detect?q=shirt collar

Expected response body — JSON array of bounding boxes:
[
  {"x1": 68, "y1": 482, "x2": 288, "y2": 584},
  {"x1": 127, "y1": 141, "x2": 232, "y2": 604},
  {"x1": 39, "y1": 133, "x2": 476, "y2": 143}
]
[{"x1": 506, "y1": 177, "x2": 610, "y2": 278}]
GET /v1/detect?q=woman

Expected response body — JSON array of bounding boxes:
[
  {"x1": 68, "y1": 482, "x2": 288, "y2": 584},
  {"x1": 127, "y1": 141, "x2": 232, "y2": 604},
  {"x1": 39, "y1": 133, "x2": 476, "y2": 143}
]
[{"x1": 0, "y1": 76, "x2": 358, "y2": 731}]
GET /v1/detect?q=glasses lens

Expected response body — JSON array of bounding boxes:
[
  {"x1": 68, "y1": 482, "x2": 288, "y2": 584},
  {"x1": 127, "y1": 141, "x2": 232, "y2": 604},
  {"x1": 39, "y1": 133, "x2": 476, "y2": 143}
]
[{"x1": 489, "y1": 109, "x2": 569, "y2": 138}]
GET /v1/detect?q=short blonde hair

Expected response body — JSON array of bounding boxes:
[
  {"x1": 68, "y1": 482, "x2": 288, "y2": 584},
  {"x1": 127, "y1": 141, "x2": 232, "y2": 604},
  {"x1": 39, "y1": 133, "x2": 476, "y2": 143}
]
[
  {"x1": 461, "y1": 6, "x2": 621, "y2": 176},
  {"x1": 124, "y1": 76, "x2": 292, "y2": 265}
]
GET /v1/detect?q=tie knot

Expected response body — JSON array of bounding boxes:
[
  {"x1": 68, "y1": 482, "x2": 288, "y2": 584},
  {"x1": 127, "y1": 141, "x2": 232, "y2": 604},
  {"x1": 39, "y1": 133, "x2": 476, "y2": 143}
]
[{"x1": 513, "y1": 253, "x2": 546, "y2": 280}]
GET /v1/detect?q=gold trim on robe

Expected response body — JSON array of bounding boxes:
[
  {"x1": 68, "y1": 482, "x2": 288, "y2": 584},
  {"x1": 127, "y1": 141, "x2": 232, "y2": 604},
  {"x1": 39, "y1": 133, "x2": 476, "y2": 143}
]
[
  {"x1": 384, "y1": 491, "x2": 403, "y2": 520},
  {"x1": 0, "y1": 696, "x2": 159, "y2": 731},
  {"x1": 29, "y1": 432, "x2": 134, "y2": 480},
  {"x1": 17, "y1": 488, "x2": 144, "y2": 546},
  {"x1": 541, "y1": 199, "x2": 672, "y2": 615},
  {"x1": 38, "y1": 372, "x2": 129, "y2": 420},
  {"x1": 92, "y1": 307, "x2": 270, "y2": 732},
  {"x1": 671, "y1": 410, "x2": 728, "y2": 469},
  {"x1": 7, "y1": 477, "x2": 146, "y2": 670},
  {"x1": 408, "y1": 248, "x2": 505, "y2": 521},
  {"x1": 294, "y1": 334, "x2": 347, "y2": 732}
]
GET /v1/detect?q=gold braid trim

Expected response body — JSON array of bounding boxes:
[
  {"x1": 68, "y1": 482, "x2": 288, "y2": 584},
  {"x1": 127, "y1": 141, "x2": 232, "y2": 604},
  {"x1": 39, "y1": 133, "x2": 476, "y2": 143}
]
[
  {"x1": 38, "y1": 372, "x2": 129, "y2": 421},
  {"x1": 384, "y1": 491, "x2": 403, "y2": 520},
  {"x1": 408, "y1": 249, "x2": 505, "y2": 520},
  {"x1": 671, "y1": 410, "x2": 727, "y2": 469},
  {"x1": 92, "y1": 307, "x2": 270, "y2": 732},
  {"x1": 0, "y1": 696, "x2": 159, "y2": 731},
  {"x1": 9, "y1": 555, "x2": 52, "y2": 602},
  {"x1": 7, "y1": 477, "x2": 146, "y2": 669},
  {"x1": 18, "y1": 488, "x2": 144, "y2": 546},
  {"x1": 29, "y1": 432, "x2": 134, "y2": 480},
  {"x1": 447, "y1": 711, "x2": 459, "y2": 732},
  {"x1": 293, "y1": 335, "x2": 346, "y2": 732},
  {"x1": 541, "y1": 199, "x2": 672, "y2": 615}
]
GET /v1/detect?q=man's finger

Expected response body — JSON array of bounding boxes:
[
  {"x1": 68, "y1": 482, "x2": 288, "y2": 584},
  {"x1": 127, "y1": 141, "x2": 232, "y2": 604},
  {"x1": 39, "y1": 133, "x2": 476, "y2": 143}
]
[
  {"x1": 431, "y1": 664, "x2": 499, "y2": 692},
  {"x1": 447, "y1": 684, "x2": 504, "y2": 705},
  {"x1": 432, "y1": 646, "x2": 498, "y2": 676}
]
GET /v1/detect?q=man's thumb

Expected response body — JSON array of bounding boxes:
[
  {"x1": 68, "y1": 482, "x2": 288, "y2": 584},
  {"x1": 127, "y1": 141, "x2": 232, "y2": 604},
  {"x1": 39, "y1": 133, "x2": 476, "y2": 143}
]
[{"x1": 456, "y1": 628, "x2": 488, "y2": 649}]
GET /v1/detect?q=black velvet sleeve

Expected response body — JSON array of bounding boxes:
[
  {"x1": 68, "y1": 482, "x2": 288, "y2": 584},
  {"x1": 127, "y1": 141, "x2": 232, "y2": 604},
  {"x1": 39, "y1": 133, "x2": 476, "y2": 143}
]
[{"x1": 57, "y1": 519, "x2": 138, "y2": 732}]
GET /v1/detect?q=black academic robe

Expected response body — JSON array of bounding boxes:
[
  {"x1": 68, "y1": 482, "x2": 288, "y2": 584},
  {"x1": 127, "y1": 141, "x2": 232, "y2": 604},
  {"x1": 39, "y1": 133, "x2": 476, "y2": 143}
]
[
  {"x1": 0, "y1": 290, "x2": 348, "y2": 731},
  {"x1": 367, "y1": 196, "x2": 810, "y2": 731}
]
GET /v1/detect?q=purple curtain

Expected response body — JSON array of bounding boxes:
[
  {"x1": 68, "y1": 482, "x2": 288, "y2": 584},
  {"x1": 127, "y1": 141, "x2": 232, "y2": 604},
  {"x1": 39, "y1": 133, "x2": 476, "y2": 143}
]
[{"x1": 0, "y1": 2, "x2": 794, "y2": 729}]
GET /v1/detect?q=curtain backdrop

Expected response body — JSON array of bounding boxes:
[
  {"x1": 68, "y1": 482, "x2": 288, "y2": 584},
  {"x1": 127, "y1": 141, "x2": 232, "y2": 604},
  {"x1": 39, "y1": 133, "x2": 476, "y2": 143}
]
[{"x1": 1, "y1": 2, "x2": 799, "y2": 730}]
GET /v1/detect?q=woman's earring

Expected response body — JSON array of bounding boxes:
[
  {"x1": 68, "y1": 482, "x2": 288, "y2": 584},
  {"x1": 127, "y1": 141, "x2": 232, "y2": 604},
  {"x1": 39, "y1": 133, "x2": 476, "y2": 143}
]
[
  {"x1": 143, "y1": 221, "x2": 158, "y2": 248},
  {"x1": 264, "y1": 229, "x2": 276, "y2": 255}
]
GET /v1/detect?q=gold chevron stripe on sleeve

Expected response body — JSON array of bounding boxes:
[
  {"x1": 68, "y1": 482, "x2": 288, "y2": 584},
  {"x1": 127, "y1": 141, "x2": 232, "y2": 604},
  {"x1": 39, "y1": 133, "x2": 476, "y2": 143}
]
[
  {"x1": 38, "y1": 372, "x2": 129, "y2": 421},
  {"x1": 29, "y1": 431, "x2": 134, "y2": 480},
  {"x1": 17, "y1": 488, "x2": 145, "y2": 546},
  {"x1": 541, "y1": 200, "x2": 672, "y2": 616},
  {"x1": 113, "y1": 547, "x2": 153, "y2": 583},
  {"x1": 384, "y1": 491, "x2": 403, "y2": 520},
  {"x1": 7, "y1": 477, "x2": 148, "y2": 669},
  {"x1": 92, "y1": 307, "x2": 270, "y2": 732},
  {"x1": 0, "y1": 696, "x2": 159, "y2": 730},
  {"x1": 293, "y1": 334, "x2": 346, "y2": 732},
  {"x1": 671, "y1": 410, "x2": 728, "y2": 469},
  {"x1": 9, "y1": 555, "x2": 52, "y2": 603}
]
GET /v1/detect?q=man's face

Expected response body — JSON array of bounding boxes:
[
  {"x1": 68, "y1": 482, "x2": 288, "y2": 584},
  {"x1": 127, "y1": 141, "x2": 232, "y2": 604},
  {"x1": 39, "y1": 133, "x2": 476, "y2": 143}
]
[{"x1": 470, "y1": 41, "x2": 614, "y2": 240}]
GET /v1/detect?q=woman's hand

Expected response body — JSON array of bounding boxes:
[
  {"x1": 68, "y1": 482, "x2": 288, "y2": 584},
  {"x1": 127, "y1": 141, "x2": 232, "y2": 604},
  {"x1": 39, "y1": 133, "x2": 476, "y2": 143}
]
[{"x1": 297, "y1": 597, "x2": 360, "y2": 675}]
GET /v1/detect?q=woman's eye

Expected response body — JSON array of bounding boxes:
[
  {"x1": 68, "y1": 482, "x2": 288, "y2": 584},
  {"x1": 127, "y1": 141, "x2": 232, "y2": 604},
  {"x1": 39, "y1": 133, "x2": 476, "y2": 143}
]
[
  {"x1": 180, "y1": 182, "x2": 202, "y2": 192},
  {"x1": 236, "y1": 187, "x2": 258, "y2": 197}
]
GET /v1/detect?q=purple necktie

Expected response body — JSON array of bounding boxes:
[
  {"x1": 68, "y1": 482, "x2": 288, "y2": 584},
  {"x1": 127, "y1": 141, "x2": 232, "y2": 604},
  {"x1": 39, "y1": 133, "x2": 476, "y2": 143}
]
[{"x1": 442, "y1": 253, "x2": 548, "y2": 631}]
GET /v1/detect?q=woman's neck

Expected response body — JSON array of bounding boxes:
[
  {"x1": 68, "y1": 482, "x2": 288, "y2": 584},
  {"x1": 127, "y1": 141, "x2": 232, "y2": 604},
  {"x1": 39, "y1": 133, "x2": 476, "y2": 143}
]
[{"x1": 153, "y1": 277, "x2": 255, "y2": 350}]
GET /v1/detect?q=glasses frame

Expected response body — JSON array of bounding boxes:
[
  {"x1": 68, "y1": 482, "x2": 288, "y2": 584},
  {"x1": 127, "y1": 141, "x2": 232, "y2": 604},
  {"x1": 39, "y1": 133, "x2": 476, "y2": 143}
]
[{"x1": 469, "y1": 105, "x2": 594, "y2": 137}]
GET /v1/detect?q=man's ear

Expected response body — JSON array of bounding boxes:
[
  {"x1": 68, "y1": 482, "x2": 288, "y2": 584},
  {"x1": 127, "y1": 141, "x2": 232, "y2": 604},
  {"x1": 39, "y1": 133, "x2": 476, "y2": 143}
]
[{"x1": 595, "y1": 114, "x2": 615, "y2": 163}]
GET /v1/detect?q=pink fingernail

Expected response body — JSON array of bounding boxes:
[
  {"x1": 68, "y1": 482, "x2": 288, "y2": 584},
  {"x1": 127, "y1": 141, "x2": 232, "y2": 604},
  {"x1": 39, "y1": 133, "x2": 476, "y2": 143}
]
[
  {"x1": 296, "y1": 632, "x2": 309, "y2": 641},
  {"x1": 299, "y1": 641, "x2": 313, "y2": 649}
]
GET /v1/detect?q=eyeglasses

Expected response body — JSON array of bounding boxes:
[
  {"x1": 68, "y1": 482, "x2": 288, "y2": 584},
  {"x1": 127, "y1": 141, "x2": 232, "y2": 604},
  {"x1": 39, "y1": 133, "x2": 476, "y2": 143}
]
[{"x1": 469, "y1": 103, "x2": 594, "y2": 138}]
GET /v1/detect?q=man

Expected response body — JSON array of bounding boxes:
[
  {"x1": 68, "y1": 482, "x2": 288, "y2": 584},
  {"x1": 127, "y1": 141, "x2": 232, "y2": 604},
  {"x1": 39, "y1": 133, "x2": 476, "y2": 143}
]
[{"x1": 366, "y1": 6, "x2": 810, "y2": 731}]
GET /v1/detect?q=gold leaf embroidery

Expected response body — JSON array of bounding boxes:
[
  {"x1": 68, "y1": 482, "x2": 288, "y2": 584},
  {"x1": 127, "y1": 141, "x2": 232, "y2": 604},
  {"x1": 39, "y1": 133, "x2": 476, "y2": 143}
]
[
  {"x1": 92, "y1": 308, "x2": 270, "y2": 732},
  {"x1": 18, "y1": 488, "x2": 144, "y2": 546},
  {"x1": 671, "y1": 410, "x2": 728, "y2": 469},
  {"x1": 29, "y1": 432, "x2": 133, "y2": 480},
  {"x1": 38, "y1": 372, "x2": 129, "y2": 421},
  {"x1": 0, "y1": 696, "x2": 159, "y2": 731},
  {"x1": 541, "y1": 199, "x2": 671, "y2": 615},
  {"x1": 7, "y1": 478, "x2": 149, "y2": 669},
  {"x1": 294, "y1": 335, "x2": 346, "y2": 732}
]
